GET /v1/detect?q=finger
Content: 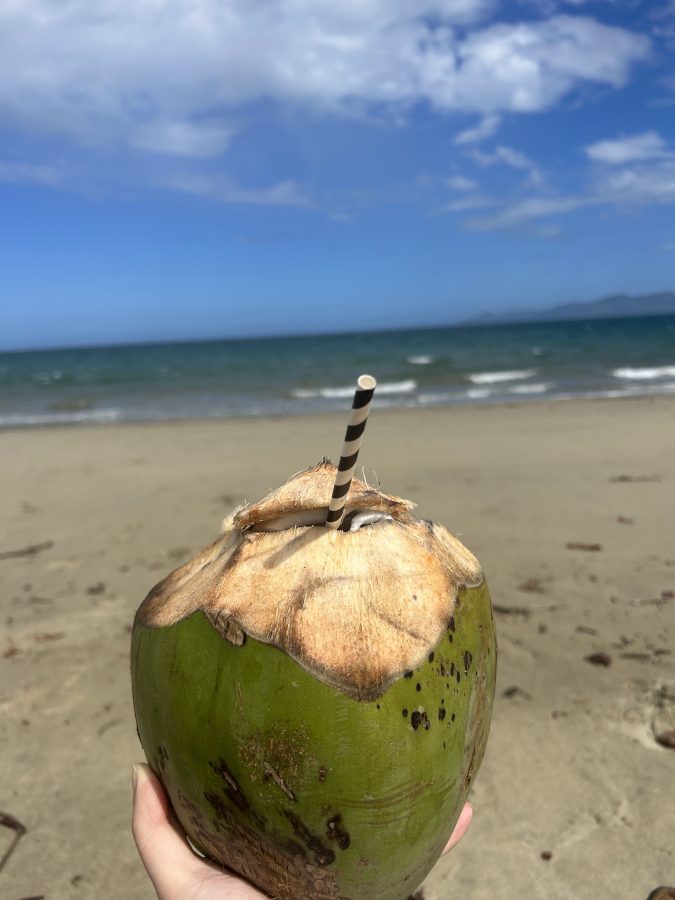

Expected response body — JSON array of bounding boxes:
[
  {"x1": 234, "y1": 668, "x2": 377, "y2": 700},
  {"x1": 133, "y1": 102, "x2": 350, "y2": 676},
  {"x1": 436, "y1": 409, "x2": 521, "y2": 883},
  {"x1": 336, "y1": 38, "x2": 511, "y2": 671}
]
[
  {"x1": 132, "y1": 763, "x2": 205, "y2": 898},
  {"x1": 132, "y1": 764, "x2": 268, "y2": 900},
  {"x1": 441, "y1": 803, "x2": 473, "y2": 856}
]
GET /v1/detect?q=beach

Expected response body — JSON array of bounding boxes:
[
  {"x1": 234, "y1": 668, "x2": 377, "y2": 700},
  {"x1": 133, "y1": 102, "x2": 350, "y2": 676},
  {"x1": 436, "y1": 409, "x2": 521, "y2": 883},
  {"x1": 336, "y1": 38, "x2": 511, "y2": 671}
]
[{"x1": 1, "y1": 396, "x2": 674, "y2": 899}]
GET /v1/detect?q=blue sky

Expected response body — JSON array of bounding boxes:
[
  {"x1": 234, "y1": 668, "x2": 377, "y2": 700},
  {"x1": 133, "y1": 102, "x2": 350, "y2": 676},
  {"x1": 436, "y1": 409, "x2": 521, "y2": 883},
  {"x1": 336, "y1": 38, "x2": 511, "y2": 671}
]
[{"x1": 1, "y1": 0, "x2": 675, "y2": 349}]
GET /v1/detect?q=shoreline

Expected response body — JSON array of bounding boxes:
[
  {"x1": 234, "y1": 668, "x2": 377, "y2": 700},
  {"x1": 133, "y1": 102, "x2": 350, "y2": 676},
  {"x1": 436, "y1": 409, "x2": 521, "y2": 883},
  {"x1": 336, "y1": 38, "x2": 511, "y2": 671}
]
[
  {"x1": 1, "y1": 390, "x2": 674, "y2": 434},
  {"x1": 3, "y1": 313, "x2": 674, "y2": 434}
]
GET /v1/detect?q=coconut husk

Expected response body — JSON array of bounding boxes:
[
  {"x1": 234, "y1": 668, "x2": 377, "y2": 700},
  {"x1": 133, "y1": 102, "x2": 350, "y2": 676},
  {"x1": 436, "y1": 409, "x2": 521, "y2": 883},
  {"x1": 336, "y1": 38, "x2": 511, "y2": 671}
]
[{"x1": 137, "y1": 460, "x2": 483, "y2": 700}]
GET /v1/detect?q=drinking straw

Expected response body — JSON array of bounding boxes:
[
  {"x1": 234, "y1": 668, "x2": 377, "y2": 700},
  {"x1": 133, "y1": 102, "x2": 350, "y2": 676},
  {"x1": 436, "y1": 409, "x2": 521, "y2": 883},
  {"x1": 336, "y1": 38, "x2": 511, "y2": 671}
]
[{"x1": 325, "y1": 374, "x2": 377, "y2": 530}]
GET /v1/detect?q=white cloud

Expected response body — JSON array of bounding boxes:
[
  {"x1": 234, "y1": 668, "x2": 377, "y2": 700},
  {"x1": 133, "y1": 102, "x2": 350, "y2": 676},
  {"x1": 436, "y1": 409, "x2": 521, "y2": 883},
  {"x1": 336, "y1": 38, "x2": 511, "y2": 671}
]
[
  {"x1": 653, "y1": 24, "x2": 675, "y2": 51},
  {"x1": 449, "y1": 16, "x2": 648, "y2": 112},
  {"x1": 454, "y1": 114, "x2": 501, "y2": 144},
  {"x1": 585, "y1": 131, "x2": 670, "y2": 164},
  {"x1": 470, "y1": 144, "x2": 543, "y2": 184},
  {"x1": 447, "y1": 175, "x2": 478, "y2": 190},
  {"x1": 132, "y1": 120, "x2": 237, "y2": 158},
  {"x1": 463, "y1": 156, "x2": 675, "y2": 232},
  {"x1": 467, "y1": 194, "x2": 593, "y2": 229},
  {"x1": 159, "y1": 173, "x2": 310, "y2": 207},
  {"x1": 597, "y1": 159, "x2": 675, "y2": 203},
  {"x1": 0, "y1": 4, "x2": 649, "y2": 157},
  {"x1": 0, "y1": 161, "x2": 62, "y2": 187},
  {"x1": 445, "y1": 194, "x2": 494, "y2": 211},
  {"x1": 651, "y1": 0, "x2": 675, "y2": 48}
]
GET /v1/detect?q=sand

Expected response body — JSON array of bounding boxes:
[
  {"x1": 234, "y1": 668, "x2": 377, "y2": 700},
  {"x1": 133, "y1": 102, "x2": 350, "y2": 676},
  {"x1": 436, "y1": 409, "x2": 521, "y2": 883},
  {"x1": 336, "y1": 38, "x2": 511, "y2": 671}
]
[{"x1": 1, "y1": 397, "x2": 674, "y2": 899}]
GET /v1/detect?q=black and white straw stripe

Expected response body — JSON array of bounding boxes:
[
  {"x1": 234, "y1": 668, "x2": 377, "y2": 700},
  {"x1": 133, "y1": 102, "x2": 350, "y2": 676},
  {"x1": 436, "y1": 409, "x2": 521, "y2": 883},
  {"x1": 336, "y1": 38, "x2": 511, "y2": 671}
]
[{"x1": 325, "y1": 374, "x2": 377, "y2": 530}]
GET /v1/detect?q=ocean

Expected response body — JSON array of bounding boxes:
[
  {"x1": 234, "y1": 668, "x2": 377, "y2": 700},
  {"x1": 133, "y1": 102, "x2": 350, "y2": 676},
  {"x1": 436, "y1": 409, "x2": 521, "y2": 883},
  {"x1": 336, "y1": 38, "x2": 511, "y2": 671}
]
[{"x1": 1, "y1": 315, "x2": 674, "y2": 428}]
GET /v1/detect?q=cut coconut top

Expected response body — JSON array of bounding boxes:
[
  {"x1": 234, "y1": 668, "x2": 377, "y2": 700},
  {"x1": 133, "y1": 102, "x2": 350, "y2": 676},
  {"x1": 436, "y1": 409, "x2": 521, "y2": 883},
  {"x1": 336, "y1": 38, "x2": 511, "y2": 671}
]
[
  {"x1": 136, "y1": 460, "x2": 484, "y2": 700},
  {"x1": 235, "y1": 458, "x2": 414, "y2": 530}
]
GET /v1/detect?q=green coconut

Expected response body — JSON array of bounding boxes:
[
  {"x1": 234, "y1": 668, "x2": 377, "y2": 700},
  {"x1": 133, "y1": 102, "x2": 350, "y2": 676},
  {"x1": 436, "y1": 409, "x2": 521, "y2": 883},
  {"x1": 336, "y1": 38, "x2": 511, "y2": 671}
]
[{"x1": 131, "y1": 459, "x2": 496, "y2": 900}]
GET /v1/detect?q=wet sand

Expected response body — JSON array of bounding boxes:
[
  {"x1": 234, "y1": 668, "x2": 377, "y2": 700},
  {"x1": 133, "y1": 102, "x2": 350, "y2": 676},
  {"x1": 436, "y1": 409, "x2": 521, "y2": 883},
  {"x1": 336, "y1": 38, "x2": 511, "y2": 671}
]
[{"x1": 1, "y1": 397, "x2": 674, "y2": 899}]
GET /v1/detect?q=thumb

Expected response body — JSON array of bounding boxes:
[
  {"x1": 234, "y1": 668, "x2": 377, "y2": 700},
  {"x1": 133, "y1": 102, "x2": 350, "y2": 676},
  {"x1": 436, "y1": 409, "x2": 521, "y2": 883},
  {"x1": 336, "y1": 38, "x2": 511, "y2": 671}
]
[{"x1": 132, "y1": 763, "x2": 204, "y2": 898}]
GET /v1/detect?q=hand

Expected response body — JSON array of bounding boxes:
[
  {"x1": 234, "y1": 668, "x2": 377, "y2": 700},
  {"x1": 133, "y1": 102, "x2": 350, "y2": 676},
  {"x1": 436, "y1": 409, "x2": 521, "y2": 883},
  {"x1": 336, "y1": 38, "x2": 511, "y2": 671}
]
[{"x1": 132, "y1": 763, "x2": 473, "y2": 900}]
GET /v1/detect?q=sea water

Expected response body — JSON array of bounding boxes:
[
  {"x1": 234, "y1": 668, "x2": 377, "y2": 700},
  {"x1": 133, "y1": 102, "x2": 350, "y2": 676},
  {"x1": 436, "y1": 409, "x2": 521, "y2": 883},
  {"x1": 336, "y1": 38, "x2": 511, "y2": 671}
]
[{"x1": 1, "y1": 316, "x2": 674, "y2": 428}]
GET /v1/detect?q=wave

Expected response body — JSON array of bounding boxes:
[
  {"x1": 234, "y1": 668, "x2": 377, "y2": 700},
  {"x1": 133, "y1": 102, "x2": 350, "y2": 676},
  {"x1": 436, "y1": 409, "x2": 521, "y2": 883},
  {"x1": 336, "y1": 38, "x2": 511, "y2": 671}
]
[
  {"x1": 407, "y1": 355, "x2": 433, "y2": 365},
  {"x1": 509, "y1": 382, "x2": 551, "y2": 395},
  {"x1": 468, "y1": 369, "x2": 536, "y2": 385},
  {"x1": 417, "y1": 391, "x2": 449, "y2": 405},
  {"x1": 292, "y1": 379, "x2": 417, "y2": 399},
  {"x1": 0, "y1": 408, "x2": 122, "y2": 428},
  {"x1": 372, "y1": 379, "x2": 417, "y2": 395},
  {"x1": 622, "y1": 380, "x2": 675, "y2": 396},
  {"x1": 466, "y1": 387, "x2": 492, "y2": 400},
  {"x1": 33, "y1": 370, "x2": 65, "y2": 385},
  {"x1": 612, "y1": 365, "x2": 675, "y2": 381},
  {"x1": 556, "y1": 381, "x2": 675, "y2": 401}
]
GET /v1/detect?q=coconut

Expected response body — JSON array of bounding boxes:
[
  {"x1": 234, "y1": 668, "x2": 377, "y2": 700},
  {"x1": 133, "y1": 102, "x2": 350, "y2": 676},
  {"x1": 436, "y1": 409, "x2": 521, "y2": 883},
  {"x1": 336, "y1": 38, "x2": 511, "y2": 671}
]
[{"x1": 131, "y1": 459, "x2": 496, "y2": 900}]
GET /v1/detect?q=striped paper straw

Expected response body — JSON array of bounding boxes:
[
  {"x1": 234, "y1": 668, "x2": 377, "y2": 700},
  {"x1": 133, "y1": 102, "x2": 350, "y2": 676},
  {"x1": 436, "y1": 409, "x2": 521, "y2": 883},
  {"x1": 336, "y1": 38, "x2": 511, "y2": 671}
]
[{"x1": 325, "y1": 374, "x2": 377, "y2": 530}]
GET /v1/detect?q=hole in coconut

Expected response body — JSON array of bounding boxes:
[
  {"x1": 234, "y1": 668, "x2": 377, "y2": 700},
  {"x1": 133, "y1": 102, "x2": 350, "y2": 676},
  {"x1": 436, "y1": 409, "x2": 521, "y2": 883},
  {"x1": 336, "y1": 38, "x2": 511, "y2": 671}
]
[
  {"x1": 250, "y1": 509, "x2": 394, "y2": 533},
  {"x1": 341, "y1": 511, "x2": 394, "y2": 533},
  {"x1": 250, "y1": 509, "x2": 328, "y2": 532}
]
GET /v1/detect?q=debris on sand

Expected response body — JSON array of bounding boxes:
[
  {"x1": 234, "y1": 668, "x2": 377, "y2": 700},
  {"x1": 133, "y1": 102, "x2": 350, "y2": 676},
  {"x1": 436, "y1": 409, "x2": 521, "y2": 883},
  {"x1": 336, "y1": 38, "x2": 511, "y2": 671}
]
[
  {"x1": 518, "y1": 577, "x2": 546, "y2": 594},
  {"x1": 86, "y1": 582, "x2": 106, "y2": 596},
  {"x1": 97, "y1": 718, "x2": 123, "y2": 737},
  {"x1": 0, "y1": 540, "x2": 53, "y2": 561},
  {"x1": 33, "y1": 632, "x2": 65, "y2": 643},
  {"x1": 566, "y1": 542, "x2": 602, "y2": 552},
  {"x1": 493, "y1": 604, "x2": 531, "y2": 618},
  {"x1": 585, "y1": 652, "x2": 612, "y2": 667},
  {"x1": 609, "y1": 474, "x2": 661, "y2": 483},
  {"x1": 631, "y1": 592, "x2": 673, "y2": 609},
  {"x1": 0, "y1": 810, "x2": 27, "y2": 873},
  {"x1": 654, "y1": 731, "x2": 675, "y2": 750},
  {"x1": 503, "y1": 686, "x2": 532, "y2": 700}
]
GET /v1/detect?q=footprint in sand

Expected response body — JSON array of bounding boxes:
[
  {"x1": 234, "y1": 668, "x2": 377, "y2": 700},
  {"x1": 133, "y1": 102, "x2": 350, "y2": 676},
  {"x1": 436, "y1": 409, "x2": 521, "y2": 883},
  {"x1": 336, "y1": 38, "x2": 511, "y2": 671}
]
[{"x1": 615, "y1": 680, "x2": 675, "y2": 750}]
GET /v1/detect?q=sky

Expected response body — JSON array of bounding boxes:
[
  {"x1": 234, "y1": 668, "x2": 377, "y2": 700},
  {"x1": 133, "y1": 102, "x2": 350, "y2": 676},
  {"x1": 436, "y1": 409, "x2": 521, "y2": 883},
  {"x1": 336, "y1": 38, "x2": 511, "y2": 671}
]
[{"x1": 1, "y1": 0, "x2": 675, "y2": 350}]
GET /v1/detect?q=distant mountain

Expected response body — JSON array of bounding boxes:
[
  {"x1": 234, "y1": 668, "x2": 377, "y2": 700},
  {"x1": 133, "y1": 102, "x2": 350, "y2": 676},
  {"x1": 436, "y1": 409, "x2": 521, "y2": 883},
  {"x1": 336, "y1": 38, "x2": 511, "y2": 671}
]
[{"x1": 464, "y1": 291, "x2": 675, "y2": 326}]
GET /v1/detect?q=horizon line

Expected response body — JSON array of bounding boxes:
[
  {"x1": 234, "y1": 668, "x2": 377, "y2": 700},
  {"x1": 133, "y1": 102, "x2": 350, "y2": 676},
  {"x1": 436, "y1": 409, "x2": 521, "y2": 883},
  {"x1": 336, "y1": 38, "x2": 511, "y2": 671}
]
[{"x1": 2, "y1": 290, "x2": 674, "y2": 354}]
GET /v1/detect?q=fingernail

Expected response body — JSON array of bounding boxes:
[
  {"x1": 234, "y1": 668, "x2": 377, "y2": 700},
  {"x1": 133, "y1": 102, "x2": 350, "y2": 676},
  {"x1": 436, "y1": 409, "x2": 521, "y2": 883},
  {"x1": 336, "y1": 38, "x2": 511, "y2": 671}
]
[{"x1": 132, "y1": 764, "x2": 140, "y2": 793}]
